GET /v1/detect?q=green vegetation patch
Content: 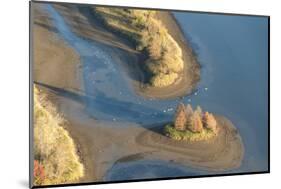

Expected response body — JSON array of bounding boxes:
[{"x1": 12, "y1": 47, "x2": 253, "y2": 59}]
[
  {"x1": 164, "y1": 124, "x2": 217, "y2": 142},
  {"x1": 93, "y1": 7, "x2": 184, "y2": 87}
]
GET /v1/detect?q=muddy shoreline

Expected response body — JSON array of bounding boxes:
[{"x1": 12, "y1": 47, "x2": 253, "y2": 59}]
[
  {"x1": 138, "y1": 12, "x2": 200, "y2": 99},
  {"x1": 52, "y1": 4, "x2": 200, "y2": 99},
  {"x1": 33, "y1": 3, "x2": 244, "y2": 183},
  {"x1": 135, "y1": 115, "x2": 244, "y2": 171}
]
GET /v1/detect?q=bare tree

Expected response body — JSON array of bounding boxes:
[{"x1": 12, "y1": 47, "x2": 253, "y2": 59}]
[
  {"x1": 186, "y1": 104, "x2": 193, "y2": 118},
  {"x1": 189, "y1": 111, "x2": 203, "y2": 133},
  {"x1": 203, "y1": 112, "x2": 217, "y2": 132},
  {"x1": 195, "y1": 106, "x2": 203, "y2": 117},
  {"x1": 174, "y1": 103, "x2": 187, "y2": 131}
]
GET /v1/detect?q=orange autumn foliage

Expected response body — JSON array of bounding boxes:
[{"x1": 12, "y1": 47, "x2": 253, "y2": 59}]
[
  {"x1": 173, "y1": 103, "x2": 217, "y2": 134},
  {"x1": 203, "y1": 112, "x2": 217, "y2": 133},
  {"x1": 34, "y1": 160, "x2": 45, "y2": 185},
  {"x1": 190, "y1": 110, "x2": 203, "y2": 133},
  {"x1": 174, "y1": 103, "x2": 187, "y2": 131}
]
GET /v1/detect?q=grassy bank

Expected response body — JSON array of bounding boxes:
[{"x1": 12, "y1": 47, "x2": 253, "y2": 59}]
[
  {"x1": 92, "y1": 7, "x2": 184, "y2": 87},
  {"x1": 33, "y1": 86, "x2": 84, "y2": 186},
  {"x1": 164, "y1": 124, "x2": 216, "y2": 141}
]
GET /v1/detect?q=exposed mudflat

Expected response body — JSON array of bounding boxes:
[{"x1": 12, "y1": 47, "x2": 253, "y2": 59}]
[
  {"x1": 52, "y1": 4, "x2": 200, "y2": 99},
  {"x1": 33, "y1": 3, "x2": 245, "y2": 183},
  {"x1": 135, "y1": 115, "x2": 244, "y2": 171}
]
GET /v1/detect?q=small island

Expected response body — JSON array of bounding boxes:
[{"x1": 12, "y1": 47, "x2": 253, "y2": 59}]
[{"x1": 165, "y1": 103, "x2": 218, "y2": 141}]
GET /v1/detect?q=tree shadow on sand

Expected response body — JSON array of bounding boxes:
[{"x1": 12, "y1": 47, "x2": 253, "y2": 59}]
[
  {"x1": 34, "y1": 81, "x2": 168, "y2": 127},
  {"x1": 44, "y1": 4, "x2": 146, "y2": 84}
]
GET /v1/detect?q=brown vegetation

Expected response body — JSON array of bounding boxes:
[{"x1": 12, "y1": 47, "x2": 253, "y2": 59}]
[
  {"x1": 33, "y1": 86, "x2": 84, "y2": 185},
  {"x1": 92, "y1": 7, "x2": 184, "y2": 87},
  {"x1": 165, "y1": 103, "x2": 218, "y2": 141},
  {"x1": 190, "y1": 109, "x2": 204, "y2": 133},
  {"x1": 174, "y1": 103, "x2": 187, "y2": 131},
  {"x1": 34, "y1": 160, "x2": 45, "y2": 185},
  {"x1": 203, "y1": 112, "x2": 218, "y2": 134}
]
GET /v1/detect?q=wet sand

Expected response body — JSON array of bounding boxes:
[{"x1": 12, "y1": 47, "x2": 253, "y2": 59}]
[
  {"x1": 37, "y1": 84, "x2": 244, "y2": 182},
  {"x1": 40, "y1": 86, "x2": 244, "y2": 181},
  {"x1": 136, "y1": 115, "x2": 244, "y2": 171},
  {"x1": 33, "y1": 3, "x2": 244, "y2": 183},
  {"x1": 33, "y1": 4, "x2": 82, "y2": 93},
  {"x1": 52, "y1": 4, "x2": 200, "y2": 99}
]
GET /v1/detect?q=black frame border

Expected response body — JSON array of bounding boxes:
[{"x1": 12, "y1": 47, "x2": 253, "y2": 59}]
[{"x1": 29, "y1": 0, "x2": 270, "y2": 188}]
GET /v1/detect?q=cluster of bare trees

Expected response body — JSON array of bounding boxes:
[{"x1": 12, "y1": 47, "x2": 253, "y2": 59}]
[{"x1": 173, "y1": 103, "x2": 217, "y2": 133}]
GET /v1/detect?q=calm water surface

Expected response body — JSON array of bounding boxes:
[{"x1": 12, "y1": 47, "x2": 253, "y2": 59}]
[{"x1": 44, "y1": 5, "x2": 268, "y2": 180}]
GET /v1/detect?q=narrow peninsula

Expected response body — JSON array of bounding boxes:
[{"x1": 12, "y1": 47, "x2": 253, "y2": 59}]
[
  {"x1": 93, "y1": 7, "x2": 200, "y2": 97},
  {"x1": 52, "y1": 5, "x2": 200, "y2": 99},
  {"x1": 135, "y1": 103, "x2": 244, "y2": 171},
  {"x1": 93, "y1": 8, "x2": 185, "y2": 87}
]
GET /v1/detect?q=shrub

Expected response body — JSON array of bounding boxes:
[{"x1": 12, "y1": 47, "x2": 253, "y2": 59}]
[
  {"x1": 34, "y1": 86, "x2": 84, "y2": 185},
  {"x1": 34, "y1": 160, "x2": 45, "y2": 185},
  {"x1": 150, "y1": 72, "x2": 178, "y2": 87},
  {"x1": 93, "y1": 7, "x2": 184, "y2": 87}
]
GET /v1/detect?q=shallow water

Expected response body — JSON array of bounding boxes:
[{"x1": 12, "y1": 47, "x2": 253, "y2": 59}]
[
  {"x1": 174, "y1": 12, "x2": 268, "y2": 172},
  {"x1": 44, "y1": 4, "x2": 268, "y2": 180},
  {"x1": 104, "y1": 160, "x2": 204, "y2": 181}
]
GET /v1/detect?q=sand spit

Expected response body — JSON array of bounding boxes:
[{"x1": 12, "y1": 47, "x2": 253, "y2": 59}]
[
  {"x1": 51, "y1": 4, "x2": 200, "y2": 99},
  {"x1": 35, "y1": 83, "x2": 244, "y2": 182},
  {"x1": 44, "y1": 91, "x2": 244, "y2": 181},
  {"x1": 137, "y1": 12, "x2": 200, "y2": 99},
  {"x1": 135, "y1": 115, "x2": 244, "y2": 171},
  {"x1": 32, "y1": 3, "x2": 244, "y2": 183}
]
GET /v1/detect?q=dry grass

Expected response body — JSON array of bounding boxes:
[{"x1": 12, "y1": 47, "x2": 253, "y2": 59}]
[
  {"x1": 93, "y1": 7, "x2": 184, "y2": 87},
  {"x1": 149, "y1": 72, "x2": 179, "y2": 87},
  {"x1": 164, "y1": 124, "x2": 217, "y2": 142},
  {"x1": 33, "y1": 86, "x2": 84, "y2": 186},
  {"x1": 164, "y1": 104, "x2": 219, "y2": 141}
]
